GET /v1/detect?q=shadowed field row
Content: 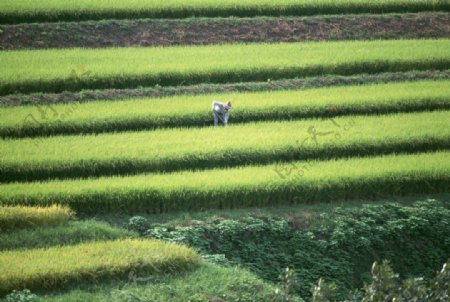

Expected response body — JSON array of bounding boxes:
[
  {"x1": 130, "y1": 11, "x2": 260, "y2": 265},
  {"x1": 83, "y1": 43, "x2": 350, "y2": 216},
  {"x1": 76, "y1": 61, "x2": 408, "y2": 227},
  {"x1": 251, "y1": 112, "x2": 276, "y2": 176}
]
[
  {"x1": 0, "y1": 151, "x2": 448, "y2": 214},
  {"x1": 0, "y1": 0, "x2": 448, "y2": 24}
]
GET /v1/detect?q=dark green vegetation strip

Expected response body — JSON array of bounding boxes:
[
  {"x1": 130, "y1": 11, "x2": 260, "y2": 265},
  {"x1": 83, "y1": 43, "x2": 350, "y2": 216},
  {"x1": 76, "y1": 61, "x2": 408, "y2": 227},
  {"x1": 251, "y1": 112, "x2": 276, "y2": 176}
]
[
  {"x1": 1, "y1": 13, "x2": 449, "y2": 50},
  {"x1": 0, "y1": 111, "x2": 449, "y2": 182},
  {"x1": 2, "y1": 70, "x2": 449, "y2": 107},
  {"x1": 0, "y1": 0, "x2": 448, "y2": 24},
  {"x1": 0, "y1": 220, "x2": 136, "y2": 251},
  {"x1": 0, "y1": 152, "x2": 448, "y2": 214},
  {"x1": 144, "y1": 200, "x2": 450, "y2": 298},
  {"x1": 1, "y1": 80, "x2": 449, "y2": 138},
  {"x1": 1, "y1": 40, "x2": 449, "y2": 95}
]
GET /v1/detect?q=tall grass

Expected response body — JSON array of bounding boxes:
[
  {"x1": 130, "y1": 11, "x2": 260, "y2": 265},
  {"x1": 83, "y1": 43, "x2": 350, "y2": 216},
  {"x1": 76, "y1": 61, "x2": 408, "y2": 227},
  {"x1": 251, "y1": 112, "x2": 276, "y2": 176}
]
[
  {"x1": 0, "y1": 205, "x2": 73, "y2": 231},
  {"x1": 0, "y1": 110, "x2": 448, "y2": 182},
  {"x1": 39, "y1": 263, "x2": 294, "y2": 302},
  {"x1": 0, "y1": 151, "x2": 448, "y2": 214},
  {"x1": 0, "y1": 0, "x2": 448, "y2": 23},
  {"x1": 0, "y1": 239, "x2": 201, "y2": 295},
  {"x1": 1, "y1": 40, "x2": 449, "y2": 94},
  {"x1": 0, "y1": 80, "x2": 449, "y2": 138},
  {"x1": 0, "y1": 220, "x2": 136, "y2": 251}
]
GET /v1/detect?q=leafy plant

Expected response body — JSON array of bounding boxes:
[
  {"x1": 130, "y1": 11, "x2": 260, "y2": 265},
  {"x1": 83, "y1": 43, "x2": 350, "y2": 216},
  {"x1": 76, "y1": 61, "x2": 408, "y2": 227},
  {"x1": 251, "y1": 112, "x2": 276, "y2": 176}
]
[
  {"x1": 127, "y1": 216, "x2": 149, "y2": 235},
  {"x1": 145, "y1": 200, "x2": 450, "y2": 298},
  {"x1": 4, "y1": 289, "x2": 38, "y2": 302},
  {"x1": 312, "y1": 259, "x2": 450, "y2": 301}
]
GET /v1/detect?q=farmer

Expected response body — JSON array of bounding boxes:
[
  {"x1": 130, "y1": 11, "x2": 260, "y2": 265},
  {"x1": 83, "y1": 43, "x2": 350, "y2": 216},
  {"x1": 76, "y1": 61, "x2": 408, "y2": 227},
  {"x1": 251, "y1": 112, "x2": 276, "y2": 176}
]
[{"x1": 211, "y1": 100, "x2": 233, "y2": 126}]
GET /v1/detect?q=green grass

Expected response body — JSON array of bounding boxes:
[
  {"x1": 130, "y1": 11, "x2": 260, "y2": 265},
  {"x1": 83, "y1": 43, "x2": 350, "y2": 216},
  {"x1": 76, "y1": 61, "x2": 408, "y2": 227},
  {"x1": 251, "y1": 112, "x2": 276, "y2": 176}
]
[
  {"x1": 1, "y1": 80, "x2": 449, "y2": 138},
  {"x1": 0, "y1": 220, "x2": 136, "y2": 251},
  {"x1": 0, "y1": 239, "x2": 201, "y2": 295},
  {"x1": 0, "y1": 151, "x2": 448, "y2": 214},
  {"x1": 0, "y1": 205, "x2": 73, "y2": 231},
  {"x1": 1, "y1": 110, "x2": 448, "y2": 182},
  {"x1": 1, "y1": 40, "x2": 449, "y2": 95},
  {"x1": 0, "y1": 0, "x2": 448, "y2": 23},
  {"x1": 38, "y1": 263, "x2": 299, "y2": 302}
]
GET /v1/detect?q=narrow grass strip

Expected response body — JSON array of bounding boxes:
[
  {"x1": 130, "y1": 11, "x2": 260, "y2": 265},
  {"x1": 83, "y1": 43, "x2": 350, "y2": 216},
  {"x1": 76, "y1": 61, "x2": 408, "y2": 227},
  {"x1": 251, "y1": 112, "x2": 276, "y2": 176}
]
[
  {"x1": 0, "y1": 80, "x2": 449, "y2": 138},
  {"x1": 0, "y1": 239, "x2": 201, "y2": 295},
  {"x1": 1, "y1": 40, "x2": 449, "y2": 95},
  {"x1": 0, "y1": 151, "x2": 448, "y2": 214},
  {"x1": 0, "y1": 205, "x2": 73, "y2": 231},
  {"x1": 0, "y1": 0, "x2": 448, "y2": 24},
  {"x1": 0, "y1": 220, "x2": 136, "y2": 251},
  {"x1": 0, "y1": 110, "x2": 448, "y2": 182}
]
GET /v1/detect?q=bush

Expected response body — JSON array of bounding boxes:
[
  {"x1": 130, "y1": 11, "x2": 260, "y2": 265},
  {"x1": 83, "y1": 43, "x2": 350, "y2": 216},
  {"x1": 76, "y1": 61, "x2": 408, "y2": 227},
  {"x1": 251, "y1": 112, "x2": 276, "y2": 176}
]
[
  {"x1": 145, "y1": 200, "x2": 450, "y2": 298},
  {"x1": 127, "y1": 216, "x2": 149, "y2": 235},
  {"x1": 312, "y1": 259, "x2": 450, "y2": 301},
  {"x1": 4, "y1": 289, "x2": 38, "y2": 302}
]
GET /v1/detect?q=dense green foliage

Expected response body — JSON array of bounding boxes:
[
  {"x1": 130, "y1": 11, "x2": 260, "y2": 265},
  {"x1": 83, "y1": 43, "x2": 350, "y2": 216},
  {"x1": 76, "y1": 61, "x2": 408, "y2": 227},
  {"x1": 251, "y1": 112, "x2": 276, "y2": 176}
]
[
  {"x1": 312, "y1": 259, "x2": 450, "y2": 301},
  {"x1": 0, "y1": 0, "x2": 448, "y2": 23},
  {"x1": 0, "y1": 239, "x2": 201, "y2": 295},
  {"x1": 145, "y1": 200, "x2": 450, "y2": 298},
  {"x1": 0, "y1": 220, "x2": 136, "y2": 251},
  {"x1": 1, "y1": 110, "x2": 449, "y2": 182},
  {"x1": 0, "y1": 205, "x2": 73, "y2": 231},
  {"x1": 0, "y1": 152, "x2": 448, "y2": 214},
  {"x1": 1, "y1": 80, "x2": 449, "y2": 138},
  {"x1": 1, "y1": 40, "x2": 449, "y2": 94}
]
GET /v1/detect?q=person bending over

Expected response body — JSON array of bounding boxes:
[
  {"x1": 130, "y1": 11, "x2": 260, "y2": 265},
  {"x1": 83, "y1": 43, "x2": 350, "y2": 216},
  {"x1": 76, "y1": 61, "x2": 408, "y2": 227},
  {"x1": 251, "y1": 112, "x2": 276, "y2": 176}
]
[{"x1": 211, "y1": 100, "x2": 233, "y2": 126}]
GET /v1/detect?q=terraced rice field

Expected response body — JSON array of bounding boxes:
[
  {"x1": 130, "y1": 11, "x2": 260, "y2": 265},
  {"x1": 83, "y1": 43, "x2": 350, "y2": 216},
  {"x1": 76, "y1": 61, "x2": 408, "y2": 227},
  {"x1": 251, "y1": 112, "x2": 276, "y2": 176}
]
[
  {"x1": 0, "y1": 0, "x2": 449, "y2": 300},
  {"x1": 1, "y1": 39, "x2": 449, "y2": 94},
  {"x1": 0, "y1": 239, "x2": 200, "y2": 295}
]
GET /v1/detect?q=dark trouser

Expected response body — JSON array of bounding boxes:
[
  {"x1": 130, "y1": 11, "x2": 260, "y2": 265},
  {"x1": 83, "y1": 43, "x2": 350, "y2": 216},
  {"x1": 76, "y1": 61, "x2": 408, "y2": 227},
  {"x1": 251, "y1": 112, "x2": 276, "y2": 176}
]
[{"x1": 213, "y1": 111, "x2": 229, "y2": 126}]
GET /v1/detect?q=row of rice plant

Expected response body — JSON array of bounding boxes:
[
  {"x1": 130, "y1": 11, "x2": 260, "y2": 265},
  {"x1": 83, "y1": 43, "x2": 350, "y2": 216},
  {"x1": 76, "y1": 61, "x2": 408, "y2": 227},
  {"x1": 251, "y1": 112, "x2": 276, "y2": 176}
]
[
  {"x1": 1, "y1": 80, "x2": 449, "y2": 138},
  {"x1": 0, "y1": 220, "x2": 135, "y2": 251},
  {"x1": 1, "y1": 110, "x2": 448, "y2": 182},
  {"x1": 0, "y1": 151, "x2": 448, "y2": 214},
  {"x1": 1, "y1": 40, "x2": 449, "y2": 95},
  {"x1": 0, "y1": 239, "x2": 201, "y2": 295},
  {"x1": 0, "y1": 0, "x2": 447, "y2": 23},
  {"x1": 0, "y1": 205, "x2": 73, "y2": 231}
]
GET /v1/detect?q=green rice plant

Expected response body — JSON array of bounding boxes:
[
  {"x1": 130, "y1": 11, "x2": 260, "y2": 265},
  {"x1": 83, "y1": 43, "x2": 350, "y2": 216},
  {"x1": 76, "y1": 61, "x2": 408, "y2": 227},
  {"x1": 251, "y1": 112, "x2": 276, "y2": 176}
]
[
  {"x1": 1, "y1": 80, "x2": 449, "y2": 138},
  {"x1": 0, "y1": 205, "x2": 74, "y2": 231},
  {"x1": 0, "y1": 220, "x2": 136, "y2": 251},
  {"x1": 0, "y1": 110, "x2": 448, "y2": 182},
  {"x1": 39, "y1": 263, "x2": 299, "y2": 302},
  {"x1": 0, "y1": 239, "x2": 201, "y2": 295},
  {"x1": 0, "y1": 0, "x2": 448, "y2": 23},
  {"x1": 0, "y1": 151, "x2": 448, "y2": 214},
  {"x1": 0, "y1": 40, "x2": 449, "y2": 95}
]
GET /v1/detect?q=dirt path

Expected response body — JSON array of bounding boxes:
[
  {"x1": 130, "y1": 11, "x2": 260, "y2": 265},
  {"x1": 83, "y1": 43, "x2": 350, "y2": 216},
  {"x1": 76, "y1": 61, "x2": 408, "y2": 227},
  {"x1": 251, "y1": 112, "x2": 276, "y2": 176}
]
[{"x1": 0, "y1": 13, "x2": 448, "y2": 50}]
